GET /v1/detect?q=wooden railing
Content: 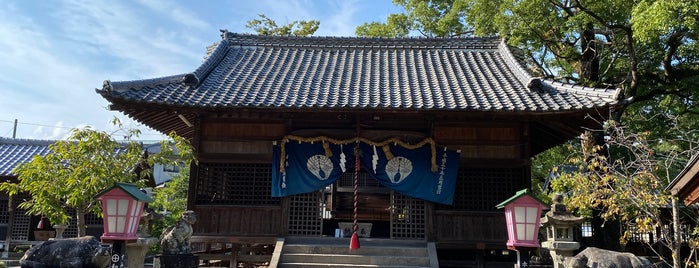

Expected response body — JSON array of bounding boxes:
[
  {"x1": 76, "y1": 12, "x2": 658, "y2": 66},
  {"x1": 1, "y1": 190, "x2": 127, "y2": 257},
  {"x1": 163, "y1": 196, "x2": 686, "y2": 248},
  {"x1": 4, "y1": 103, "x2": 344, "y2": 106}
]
[
  {"x1": 190, "y1": 236, "x2": 279, "y2": 268},
  {"x1": 432, "y1": 211, "x2": 507, "y2": 247}
]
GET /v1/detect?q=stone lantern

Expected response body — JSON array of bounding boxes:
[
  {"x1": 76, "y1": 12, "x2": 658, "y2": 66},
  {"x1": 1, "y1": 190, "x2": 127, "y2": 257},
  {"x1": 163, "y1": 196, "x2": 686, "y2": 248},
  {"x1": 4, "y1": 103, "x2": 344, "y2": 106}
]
[{"x1": 540, "y1": 193, "x2": 584, "y2": 268}]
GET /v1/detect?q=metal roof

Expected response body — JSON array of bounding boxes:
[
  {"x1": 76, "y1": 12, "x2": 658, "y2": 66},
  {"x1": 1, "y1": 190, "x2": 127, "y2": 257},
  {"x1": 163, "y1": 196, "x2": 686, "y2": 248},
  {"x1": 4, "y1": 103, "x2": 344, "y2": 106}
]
[{"x1": 0, "y1": 137, "x2": 53, "y2": 176}]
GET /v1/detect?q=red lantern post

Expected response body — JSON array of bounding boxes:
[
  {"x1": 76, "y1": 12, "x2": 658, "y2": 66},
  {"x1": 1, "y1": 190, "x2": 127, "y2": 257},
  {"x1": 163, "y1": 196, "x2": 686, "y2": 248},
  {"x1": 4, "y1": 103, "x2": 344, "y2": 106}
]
[
  {"x1": 95, "y1": 182, "x2": 152, "y2": 267},
  {"x1": 496, "y1": 189, "x2": 547, "y2": 267}
]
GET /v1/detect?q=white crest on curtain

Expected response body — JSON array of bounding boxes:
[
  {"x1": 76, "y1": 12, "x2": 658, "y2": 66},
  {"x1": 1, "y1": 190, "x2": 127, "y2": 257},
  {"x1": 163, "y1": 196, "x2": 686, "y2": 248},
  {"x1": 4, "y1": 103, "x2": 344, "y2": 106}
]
[
  {"x1": 385, "y1": 156, "x2": 412, "y2": 184},
  {"x1": 307, "y1": 155, "x2": 333, "y2": 180}
]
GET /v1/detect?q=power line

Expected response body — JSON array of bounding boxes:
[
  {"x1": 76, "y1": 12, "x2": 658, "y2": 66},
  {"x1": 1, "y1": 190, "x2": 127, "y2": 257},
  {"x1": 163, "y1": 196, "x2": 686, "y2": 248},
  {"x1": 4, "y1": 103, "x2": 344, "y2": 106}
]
[
  {"x1": 0, "y1": 119, "x2": 167, "y2": 138},
  {"x1": 0, "y1": 119, "x2": 73, "y2": 130}
]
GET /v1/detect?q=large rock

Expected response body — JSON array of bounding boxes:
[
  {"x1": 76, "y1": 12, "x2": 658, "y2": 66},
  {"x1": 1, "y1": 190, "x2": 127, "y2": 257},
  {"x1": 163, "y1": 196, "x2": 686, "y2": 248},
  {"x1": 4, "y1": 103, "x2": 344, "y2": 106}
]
[
  {"x1": 565, "y1": 247, "x2": 652, "y2": 268},
  {"x1": 19, "y1": 236, "x2": 111, "y2": 268}
]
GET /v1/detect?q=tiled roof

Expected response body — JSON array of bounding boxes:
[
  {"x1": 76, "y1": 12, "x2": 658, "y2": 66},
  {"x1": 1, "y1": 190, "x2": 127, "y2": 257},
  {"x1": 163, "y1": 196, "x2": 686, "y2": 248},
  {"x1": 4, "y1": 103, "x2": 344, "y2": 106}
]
[
  {"x1": 0, "y1": 137, "x2": 53, "y2": 176},
  {"x1": 98, "y1": 32, "x2": 621, "y2": 112}
]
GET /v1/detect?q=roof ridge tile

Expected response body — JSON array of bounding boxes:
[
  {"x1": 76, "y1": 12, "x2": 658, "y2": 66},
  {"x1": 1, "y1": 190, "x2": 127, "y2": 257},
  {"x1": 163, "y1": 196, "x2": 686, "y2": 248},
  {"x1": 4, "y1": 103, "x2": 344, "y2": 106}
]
[
  {"x1": 221, "y1": 31, "x2": 501, "y2": 50},
  {"x1": 0, "y1": 137, "x2": 55, "y2": 146}
]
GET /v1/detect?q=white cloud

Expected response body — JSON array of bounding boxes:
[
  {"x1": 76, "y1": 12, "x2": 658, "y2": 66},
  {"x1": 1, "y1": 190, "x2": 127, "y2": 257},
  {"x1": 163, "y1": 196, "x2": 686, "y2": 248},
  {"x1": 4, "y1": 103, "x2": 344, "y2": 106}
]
[
  {"x1": 136, "y1": 0, "x2": 211, "y2": 30},
  {"x1": 316, "y1": 0, "x2": 360, "y2": 36},
  {"x1": 0, "y1": 0, "x2": 401, "y2": 140}
]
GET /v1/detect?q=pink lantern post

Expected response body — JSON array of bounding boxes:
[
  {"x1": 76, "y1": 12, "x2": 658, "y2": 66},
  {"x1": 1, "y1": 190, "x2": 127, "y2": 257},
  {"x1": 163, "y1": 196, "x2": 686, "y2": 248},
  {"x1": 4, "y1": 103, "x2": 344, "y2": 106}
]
[
  {"x1": 95, "y1": 182, "x2": 152, "y2": 267},
  {"x1": 496, "y1": 189, "x2": 547, "y2": 267}
]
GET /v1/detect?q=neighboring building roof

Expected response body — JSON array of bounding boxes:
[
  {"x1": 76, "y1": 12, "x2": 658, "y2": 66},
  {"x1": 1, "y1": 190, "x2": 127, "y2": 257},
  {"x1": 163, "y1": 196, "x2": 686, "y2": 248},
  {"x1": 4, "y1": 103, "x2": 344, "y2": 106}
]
[
  {"x1": 667, "y1": 153, "x2": 699, "y2": 205},
  {"x1": 0, "y1": 137, "x2": 163, "y2": 180},
  {"x1": 99, "y1": 32, "x2": 621, "y2": 113},
  {"x1": 0, "y1": 137, "x2": 54, "y2": 176}
]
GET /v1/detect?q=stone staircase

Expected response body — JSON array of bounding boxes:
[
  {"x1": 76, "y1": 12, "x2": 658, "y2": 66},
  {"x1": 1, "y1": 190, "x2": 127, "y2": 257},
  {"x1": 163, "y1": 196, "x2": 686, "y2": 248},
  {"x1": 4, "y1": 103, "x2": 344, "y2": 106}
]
[{"x1": 274, "y1": 236, "x2": 438, "y2": 268}]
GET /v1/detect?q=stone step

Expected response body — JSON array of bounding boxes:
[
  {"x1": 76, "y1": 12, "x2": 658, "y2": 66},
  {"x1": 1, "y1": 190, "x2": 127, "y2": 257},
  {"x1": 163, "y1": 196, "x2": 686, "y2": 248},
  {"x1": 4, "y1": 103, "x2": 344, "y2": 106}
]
[
  {"x1": 281, "y1": 243, "x2": 428, "y2": 256},
  {"x1": 281, "y1": 253, "x2": 430, "y2": 266},
  {"x1": 278, "y1": 237, "x2": 431, "y2": 268},
  {"x1": 279, "y1": 263, "x2": 430, "y2": 268}
]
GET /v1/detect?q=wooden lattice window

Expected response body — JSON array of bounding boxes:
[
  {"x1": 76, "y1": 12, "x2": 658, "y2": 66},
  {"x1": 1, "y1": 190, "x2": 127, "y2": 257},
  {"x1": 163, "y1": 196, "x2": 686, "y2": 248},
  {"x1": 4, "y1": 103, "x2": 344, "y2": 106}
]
[
  {"x1": 8, "y1": 193, "x2": 31, "y2": 241},
  {"x1": 391, "y1": 192, "x2": 426, "y2": 240},
  {"x1": 437, "y1": 167, "x2": 521, "y2": 211},
  {"x1": 195, "y1": 163, "x2": 279, "y2": 206},
  {"x1": 287, "y1": 191, "x2": 322, "y2": 236},
  {"x1": 337, "y1": 171, "x2": 382, "y2": 188},
  {"x1": 58, "y1": 209, "x2": 103, "y2": 238},
  {"x1": 0, "y1": 193, "x2": 9, "y2": 224}
]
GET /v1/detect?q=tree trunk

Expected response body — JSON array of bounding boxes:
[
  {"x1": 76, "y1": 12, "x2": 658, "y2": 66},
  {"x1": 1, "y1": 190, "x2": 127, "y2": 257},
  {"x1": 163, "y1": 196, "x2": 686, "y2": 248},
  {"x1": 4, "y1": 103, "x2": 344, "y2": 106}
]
[
  {"x1": 672, "y1": 197, "x2": 681, "y2": 268},
  {"x1": 76, "y1": 208, "x2": 87, "y2": 237},
  {"x1": 580, "y1": 23, "x2": 599, "y2": 82}
]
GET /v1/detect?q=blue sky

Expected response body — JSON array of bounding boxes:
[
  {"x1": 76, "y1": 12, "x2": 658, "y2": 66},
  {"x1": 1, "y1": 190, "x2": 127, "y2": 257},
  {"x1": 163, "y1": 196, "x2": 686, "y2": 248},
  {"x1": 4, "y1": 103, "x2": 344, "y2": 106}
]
[{"x1": 0, "y1": 0, "x2": 402, "y2": 140}]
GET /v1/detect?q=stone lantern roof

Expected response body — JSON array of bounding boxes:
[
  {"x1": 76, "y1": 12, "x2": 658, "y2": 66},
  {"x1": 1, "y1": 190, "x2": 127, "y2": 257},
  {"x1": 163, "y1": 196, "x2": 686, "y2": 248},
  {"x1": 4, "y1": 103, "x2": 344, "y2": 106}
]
[{"x1": 541, "y1": 193, "x2": 584, "y2": 225}]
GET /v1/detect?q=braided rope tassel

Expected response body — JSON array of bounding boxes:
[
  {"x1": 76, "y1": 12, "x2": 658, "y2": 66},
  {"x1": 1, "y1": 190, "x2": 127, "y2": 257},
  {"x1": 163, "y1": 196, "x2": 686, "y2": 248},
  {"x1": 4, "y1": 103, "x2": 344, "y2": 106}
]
[
  {"x1": 353, "y1": 150, "x2": 359, "y2": 235},
  {"x1": 350, "y1": 146, "x2": 361, "y2": 249}
]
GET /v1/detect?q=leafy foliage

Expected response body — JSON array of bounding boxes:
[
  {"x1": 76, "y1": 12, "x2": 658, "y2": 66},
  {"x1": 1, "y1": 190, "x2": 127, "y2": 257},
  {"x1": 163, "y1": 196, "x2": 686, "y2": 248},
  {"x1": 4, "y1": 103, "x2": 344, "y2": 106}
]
[
  {"x1": 356, "y1": 2, "x2": 699, "y2": 266},
  {"x1": 148, "y1": 164, "x2": 191, "y2": 242},
  {"x1": 246, "y1": 14, "x2": 319, "y2": 36},
  {"x1": 0, "y1": 119, "x2": 194, "y2": 236},
  {"x1": 549, "y1": 118, "x2": 699, "y2": 267},
  {"x1": 357, "y1": 0, "x2": 699, "y2": 101},
  {"x1": 356, "y1": 0, "x2": 471, "y2": 37}
]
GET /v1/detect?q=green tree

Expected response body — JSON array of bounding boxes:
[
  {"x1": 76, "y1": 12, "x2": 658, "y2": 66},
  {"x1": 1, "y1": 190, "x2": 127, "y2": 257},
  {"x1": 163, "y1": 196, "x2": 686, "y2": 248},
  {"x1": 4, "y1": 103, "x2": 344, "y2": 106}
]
[
  {"x1": 246, "y1": 14, "x2": 319, "y2": 36},
  {"x1": 0, "y1": 119, "x2": 194, "y2": 237},
  {"x1": 360, "y1": 1, "x2": 699, "y2": 266},
  {"x1": 357, "y1": 0, "x2": 699, "y2": 111},
  {"x1": 149, "y1": 164, "x2": 191, "y2": 241},
  {"x1": 551, "y1": 117, "x2": 699, "y2": 267},
  {"x1": 356, "y1": 0, "x2": 471, "y2": 37}
]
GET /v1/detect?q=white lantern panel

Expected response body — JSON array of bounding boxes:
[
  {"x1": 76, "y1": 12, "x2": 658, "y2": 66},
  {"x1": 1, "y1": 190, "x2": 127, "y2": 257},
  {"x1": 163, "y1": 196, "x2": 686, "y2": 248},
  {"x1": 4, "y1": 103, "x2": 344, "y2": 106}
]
[
  {"x1": 526, "y1": 223, "x2": 535, "y2": 241},
  {"x1": 516, "y1": 223, "x2": 526, "y2": 240},
  {"x1": 107, "y1": 217, "x2": 117, "y2": 233},
  {"x1": 526, "y1": 206, "x2": 538, "y2": 223},
  {"x1": 514, "y1": 207, "x2": 525, "y2": 223},
  {"x1": 106, "y1": 199, "x2": 117, "y2": 215},
  {"x1": 117, "y1": 199, "x2": 129, "y2": 215},
  {"x1": 117, "y1": 216, "x2": 126, "y2": 233},
  {"x1": 128, "y1": 201, "x2": 143, "y2": 233}
]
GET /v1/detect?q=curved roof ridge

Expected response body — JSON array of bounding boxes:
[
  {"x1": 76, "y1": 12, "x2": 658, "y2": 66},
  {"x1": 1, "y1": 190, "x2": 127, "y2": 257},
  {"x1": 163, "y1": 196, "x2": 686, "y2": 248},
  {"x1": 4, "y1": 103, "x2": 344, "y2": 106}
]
[
  {"x1": 221, "y1": 31, "x2": 501, "y2": 49},
  {"x1": 98, "y1": 39, "x2": 232, "y2": 94},
  {"x1": 498, "y1": 41, "x2": 621, "y2": 101},
  {"x1": 546, "y1": 80, "x2": 622, "y2": 100},
  {"x1": 192, "y1": 39, "x2": 230, "y2": 86},
  {"x1": 99, "y1": 74, "x2": 186, "y2": 93},
  {"x1": 497, "y1": 41, "x2": 534, "y2": 87}
]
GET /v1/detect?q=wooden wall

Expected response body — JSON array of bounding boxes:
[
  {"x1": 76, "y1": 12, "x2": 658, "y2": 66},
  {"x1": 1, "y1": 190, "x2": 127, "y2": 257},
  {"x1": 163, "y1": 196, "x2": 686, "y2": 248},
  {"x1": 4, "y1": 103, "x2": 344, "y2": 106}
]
[
  {"x1": 434, "y1": 123, "x2": 524, "y2": 159},
  {"x1": 431, "y1": 211, "x2": 508, "y2": 248},
  {"x1": 193, "y1": 206, "x2": 283, "y2": 236},
  {"x1": 190, "y1": 114, "x2": 528, "y2": 246}
]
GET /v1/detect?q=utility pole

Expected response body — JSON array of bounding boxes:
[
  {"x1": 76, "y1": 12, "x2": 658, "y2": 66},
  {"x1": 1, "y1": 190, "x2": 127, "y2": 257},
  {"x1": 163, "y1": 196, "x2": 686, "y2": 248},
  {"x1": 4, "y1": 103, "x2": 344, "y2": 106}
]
[{"x1": 12, "y1": 119, "x2": 17, "y2": 138}]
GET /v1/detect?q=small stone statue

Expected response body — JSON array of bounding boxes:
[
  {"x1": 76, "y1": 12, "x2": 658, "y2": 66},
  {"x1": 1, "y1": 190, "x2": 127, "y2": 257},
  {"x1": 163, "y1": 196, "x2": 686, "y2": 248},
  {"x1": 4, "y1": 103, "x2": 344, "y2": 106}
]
[
  {"x1": 160, "y1": 210, "x2": 197, "y2": 254},
  {"x1": 138, "y1": 206, "x2": 163, "y2": 238}
]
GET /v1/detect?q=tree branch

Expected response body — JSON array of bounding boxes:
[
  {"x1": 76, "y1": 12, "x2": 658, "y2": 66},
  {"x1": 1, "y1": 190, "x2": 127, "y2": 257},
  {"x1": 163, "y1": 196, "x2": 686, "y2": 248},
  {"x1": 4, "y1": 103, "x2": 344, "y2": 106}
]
[{"x1": 663, "y1": 30, "x2": 688, "y2": 81}]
